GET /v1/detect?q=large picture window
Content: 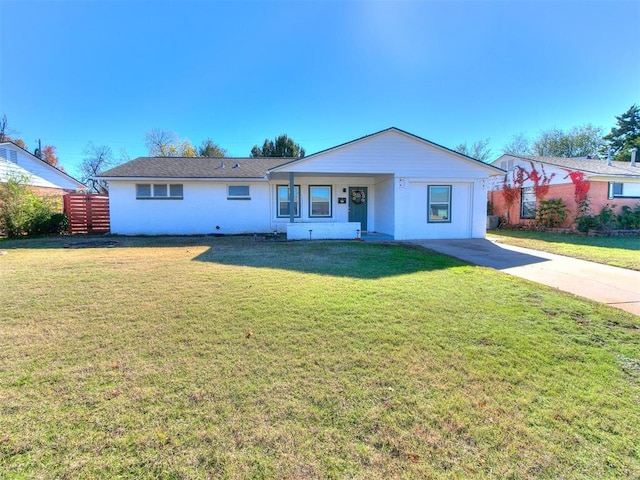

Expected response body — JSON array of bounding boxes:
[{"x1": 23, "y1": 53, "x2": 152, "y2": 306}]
[
  {"x1": 309, "y1": 185, "x2": 332, "y2": 217},
  {"x1": 428, "y1": 185, "x2": 451, "y2": 223},
  {"x1": 277, "y1": 185, "x2": 300, "y2": 218},
  {"x1": 520, "y1": 187, "x2": 536, "y2": 219},
  {"x1": 136, "y1": 183, "x2": 183, "y2": 199}
]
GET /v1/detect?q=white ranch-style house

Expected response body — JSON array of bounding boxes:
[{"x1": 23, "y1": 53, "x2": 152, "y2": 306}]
[{"x1": 97, "y1": 128, "x2": 504, "y2": 240}]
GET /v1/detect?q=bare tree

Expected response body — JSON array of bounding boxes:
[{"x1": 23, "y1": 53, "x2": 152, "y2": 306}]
[
  {"x1": 79, "y1": 143, "x2": 116, "y2": 193},
  {"x1": 502, "y1": 133, "x2": 533, "y2": 156},
  {"x1": 455, "y1": 138, "x2": 492, "y2": 162},
  {"x1": 144, "y1": 129, "x2": 179, "y2": 156}
]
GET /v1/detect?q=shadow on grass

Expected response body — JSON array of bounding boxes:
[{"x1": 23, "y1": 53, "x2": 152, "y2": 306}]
[
  {"x1": 491, "y1": 230, "x2": 640, "y2": 251},
  {"x1": 191, "y1": 239, "x2": 465, "y2": 279},
  {"x1": 0, "y1": 234, "x2": 225, "y2": 250},
  {"x1": 1, "y1": 234, "x2": 551, "y2": 278}
]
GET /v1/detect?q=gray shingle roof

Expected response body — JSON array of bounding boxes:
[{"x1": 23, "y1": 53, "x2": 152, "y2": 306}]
[
  {"x1": 97, "y1": 157, "x2": 291, "y2": 179},
  {"x1": 506, "y1": 155, "x2": 640, "y2": 177}
]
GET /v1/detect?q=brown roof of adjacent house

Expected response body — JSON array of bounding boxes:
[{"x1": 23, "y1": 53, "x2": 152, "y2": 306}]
[
  {"x1": 97, "y1": 156, "x2": 291, "y2": 179},
  {"x1": 502, "y1": 154, "x2": 640, "y2": 177}
]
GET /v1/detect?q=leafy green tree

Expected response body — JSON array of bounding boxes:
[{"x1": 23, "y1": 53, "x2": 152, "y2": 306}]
[
  {"x1": 250, "y1": 134, "x2": 305, "y2": 158},
  {"x1": 602, "y1": 104, "x2": 640, "y2": 162},
  {"x1": 533, "y1": 124, "x2": 603, "y2": 158},
  {"x1": 455, "y1": 138, "x2": 492, "y2": 162},
  {"x1": 198, "y1": 139, "x2": 227, "y2": 157}
]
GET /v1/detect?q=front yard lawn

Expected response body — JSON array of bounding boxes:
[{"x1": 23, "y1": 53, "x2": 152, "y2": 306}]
[
  {"x1": 488, "y1": 230, "x2": 640, "y2": 271},
  {"x1": 1, "y1": 236, "x2": 639, "y2": 479}
]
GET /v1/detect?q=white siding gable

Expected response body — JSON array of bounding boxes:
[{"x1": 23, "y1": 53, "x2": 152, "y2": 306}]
[
  {"x1": 494, "y1": 155, "x2": 579, "y2": 188},
  {"x1": 273, "y1": 129, "x2": 498, "y2": 179},
  {"x1": 0, "y1": 143, "x2": 84, "y2": 190}
]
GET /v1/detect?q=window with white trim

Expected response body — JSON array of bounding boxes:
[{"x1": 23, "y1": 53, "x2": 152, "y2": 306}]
[
  {"x1": 228, "y1": 185, "x2": 250, "y2": 199},
  {"x1": 609, "y1": 182, "x2": 623, "y2": 198},
  {"x1": 520, "y1": 187, "x2": 536, "y2": 219},
  {"x1": 428, "y1": 185, "x2": 451, "y2": 223},
  {"x1": 609, "y1": 181, "x2": 640, "y2": 199},
  {"x1": 309, "y1": 185, "x2": 332, "y2": 217},
  {"x1": 277, "y1": 185, "x2": 300, "y2": 218},
  {"x1": 136, "y1": 183, "x2": 183, "y2": 199}
]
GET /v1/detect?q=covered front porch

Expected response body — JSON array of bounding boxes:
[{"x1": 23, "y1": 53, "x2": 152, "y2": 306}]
[{"x1": 267, "y1": 171, "x2": 396, "y2": 240}]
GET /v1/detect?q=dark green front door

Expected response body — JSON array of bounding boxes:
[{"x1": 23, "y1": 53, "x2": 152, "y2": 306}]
[{"x1": 348, "y1": 186, "x2": 368, "y2": 232}]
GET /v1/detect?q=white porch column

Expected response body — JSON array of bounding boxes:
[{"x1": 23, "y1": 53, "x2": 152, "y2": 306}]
[{"x1": 288, "y1": 172, "x2": 295, "y2": 223}]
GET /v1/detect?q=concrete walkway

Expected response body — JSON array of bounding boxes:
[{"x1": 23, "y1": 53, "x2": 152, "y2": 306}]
[{"x1": 409, "y1": 239, "x2": 640, "y2": 316}]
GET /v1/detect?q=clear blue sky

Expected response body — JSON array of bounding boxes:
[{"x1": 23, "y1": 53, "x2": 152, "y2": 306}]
[{"x1": 1, "y1": 0, "x2": 638, "y2": 179}]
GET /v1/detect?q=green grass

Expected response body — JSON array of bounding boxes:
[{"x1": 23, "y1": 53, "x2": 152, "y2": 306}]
[
  {"x1": 488, "y1": 230, "x2": 640, "y2": 271},
  {"x1": 1, "y1": 235, "x2": 639, "y2": 479}
]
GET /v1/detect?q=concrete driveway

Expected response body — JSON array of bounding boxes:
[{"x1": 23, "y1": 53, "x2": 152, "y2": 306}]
[{"x1": 410, "y1": 239, "x2": 640, "y2": 317}]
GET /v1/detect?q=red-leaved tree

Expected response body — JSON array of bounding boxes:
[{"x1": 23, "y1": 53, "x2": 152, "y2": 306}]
[
  {"x1": 500, "y1": 167, "x2": 525, "y2": 223},
  {"x1": 42, "y1": 145, "x2": 59, "y2": 167}
]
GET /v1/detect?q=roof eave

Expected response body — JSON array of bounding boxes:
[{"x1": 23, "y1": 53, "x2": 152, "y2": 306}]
[
  {"x1": 96, "y1": 176, "x2": 270, "y2": 182},
  {"x1": 1, "y1": 141, "x2": 86, "y2": 188}
]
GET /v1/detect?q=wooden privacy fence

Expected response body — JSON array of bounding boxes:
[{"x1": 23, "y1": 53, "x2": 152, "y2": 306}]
[{"x1": 63, "y1": 194, "x2": 110, "y2": 234}]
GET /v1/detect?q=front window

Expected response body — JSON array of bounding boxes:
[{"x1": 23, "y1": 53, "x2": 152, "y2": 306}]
[
  {"x1": 428, "y1": 185, "x2": 451, "y2": 223},
  {"x1": 228, "y1": 185, "x2": 250, "y2": 199},
  {"x1": 609, "y1": 182, "x2": 623, "y2": 198},
  {"x1": 136, "y1": 183, "x2": 183, "y2": 199},
  {"x1": 277, "y1": 185, "x2": 300, "y2": 218},
  {"x1": 521, "y1": 187, "x2": 536, "y2": 219},
  {"x1": 153, "y1": 184, "x2": 168, "y2": 197},
  {"x1": 136, "y1": 184, "x2": 152, "y2": 198},
  {"x1": 309, "y1": 185, "x2": 332, "y2": 217},
  {"x1": 169, "y1": 184, "x2": 183, "y2": 198}
]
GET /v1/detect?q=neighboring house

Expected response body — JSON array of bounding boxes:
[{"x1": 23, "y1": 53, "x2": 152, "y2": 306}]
[
  {"x1": 0, "y1": 141, "x2": 86, "y2": 199},
  {"x1": 489, "y1": 154, "x2": 640, "y2": 226},
  {"x1": 97, "y1": 128, "x2": 503, "y2": 240}
]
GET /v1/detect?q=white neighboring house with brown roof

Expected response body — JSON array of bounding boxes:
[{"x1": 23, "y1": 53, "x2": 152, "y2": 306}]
[
  {"x1": 489, "y1": 153, "x2": 640, "y2": 225},
  {"x1": 0, "y1": 141, "x2": 85, "y2": 195},
  {"x1": 97, "y1": 128, "x2": 503, "y2": 240}
]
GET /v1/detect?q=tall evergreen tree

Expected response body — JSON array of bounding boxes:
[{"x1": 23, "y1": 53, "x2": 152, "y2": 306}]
[
  {"x1": 603, "y1": 104, "x2": 640, "y2": 162},
  {"x1": 250, "y1": 134, "x2": 305, "y2": 158},
  {"x1": 198, "y1": 139, "x2": 227, "y2": 157}
]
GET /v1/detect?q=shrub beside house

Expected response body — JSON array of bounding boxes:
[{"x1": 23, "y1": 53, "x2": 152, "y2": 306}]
[{"x1": 0, "y1": 142, "x2": 85, "y2": 237}]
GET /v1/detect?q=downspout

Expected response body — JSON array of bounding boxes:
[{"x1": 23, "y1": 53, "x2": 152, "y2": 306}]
[{"x1": 289, "y1": 172, "x2": 295, "y2": 223}]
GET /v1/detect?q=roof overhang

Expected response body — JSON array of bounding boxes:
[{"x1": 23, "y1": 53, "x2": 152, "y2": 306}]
[{"x1": 96, "y1": 176, "x2": 271, "y2": 182}]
